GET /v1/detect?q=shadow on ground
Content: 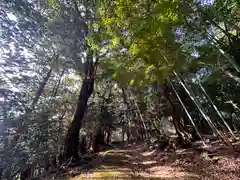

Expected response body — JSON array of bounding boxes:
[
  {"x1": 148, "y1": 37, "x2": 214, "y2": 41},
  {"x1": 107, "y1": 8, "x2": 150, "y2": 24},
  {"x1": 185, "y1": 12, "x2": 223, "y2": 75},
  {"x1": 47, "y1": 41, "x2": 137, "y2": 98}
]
[
  {"x1": 66, "y1": 146, "x2": 200, "y2": 180},
  {"x1": 42, "y1": 142, "x2": 240, "y2": 180}
]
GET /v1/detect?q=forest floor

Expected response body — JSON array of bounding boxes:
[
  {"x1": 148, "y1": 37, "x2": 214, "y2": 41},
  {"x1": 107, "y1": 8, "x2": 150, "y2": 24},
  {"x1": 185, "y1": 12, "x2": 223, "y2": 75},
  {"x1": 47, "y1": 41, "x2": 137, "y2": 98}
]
[{"x1": 43, "y1": 141, "x2": 240, "y2": 180}]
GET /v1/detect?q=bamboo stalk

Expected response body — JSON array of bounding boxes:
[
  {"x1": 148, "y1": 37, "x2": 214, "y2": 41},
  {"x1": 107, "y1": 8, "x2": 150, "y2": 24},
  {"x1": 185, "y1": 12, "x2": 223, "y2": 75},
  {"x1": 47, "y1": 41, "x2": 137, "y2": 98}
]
[
  {"x1": 173, "y1": 72, "x2": 233, "y2": 149},
  {"x1": 196, "y1": 79, "x2": 237, "y2": 140},
  {"x1": 168, "y1": 79, "x2": 206, "y2": 146}
]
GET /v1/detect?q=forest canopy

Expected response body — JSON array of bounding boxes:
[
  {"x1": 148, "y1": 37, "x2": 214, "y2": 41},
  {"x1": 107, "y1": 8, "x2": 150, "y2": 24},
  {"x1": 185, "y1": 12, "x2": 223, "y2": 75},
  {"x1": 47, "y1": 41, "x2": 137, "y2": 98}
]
[{"x1": 0, "y1": 0, "x2": 240, "y2": 179}]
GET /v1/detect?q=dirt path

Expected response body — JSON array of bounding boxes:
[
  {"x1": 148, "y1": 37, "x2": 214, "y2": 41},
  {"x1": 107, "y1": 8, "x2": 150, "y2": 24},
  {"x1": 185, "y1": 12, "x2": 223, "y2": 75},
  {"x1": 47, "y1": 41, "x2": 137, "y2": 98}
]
[
  {"x1": 67, "y1": 144, "x2": 199, "y2": 180},
  {"x1": 69, "y1": 148, "x2": 134, "y2": 180},
  {"x1": 49, "y1": 142, "x2": 240, "y2": 180}
]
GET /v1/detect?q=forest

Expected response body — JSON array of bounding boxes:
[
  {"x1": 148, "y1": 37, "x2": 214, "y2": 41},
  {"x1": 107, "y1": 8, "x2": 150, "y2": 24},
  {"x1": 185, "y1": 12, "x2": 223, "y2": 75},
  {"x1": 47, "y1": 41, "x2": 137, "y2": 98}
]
[{"x1": 0, "y1": 0, "x2": 240, "y2": 179}]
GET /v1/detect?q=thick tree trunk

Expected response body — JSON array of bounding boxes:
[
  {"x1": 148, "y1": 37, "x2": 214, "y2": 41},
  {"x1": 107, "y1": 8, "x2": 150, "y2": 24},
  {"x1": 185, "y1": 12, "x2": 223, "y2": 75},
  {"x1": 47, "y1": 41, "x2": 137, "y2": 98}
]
[
  {"x1": 64, "y1": 75, "x2": 94, "y2": 160},
  {"x1": 64, "y1": 49, "x2": 95, "y2": 161}
]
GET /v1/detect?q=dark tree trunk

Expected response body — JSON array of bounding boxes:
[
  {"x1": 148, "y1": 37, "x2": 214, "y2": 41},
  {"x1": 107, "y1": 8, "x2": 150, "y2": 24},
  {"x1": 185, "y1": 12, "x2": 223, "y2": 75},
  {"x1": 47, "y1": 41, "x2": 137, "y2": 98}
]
[
  {"x1": 230, "y1": 37, "x2": 240, "y2": 69},
  {"x1": 79, "y1": 136, "x2": 87, "y2": 154},
  {"x1": 30, "y1": 65, "x2": 53, "y2": 110},
  {"x1": 20, "y1": 166, "x2": 32, "y2": 180},
  {"x1": 0, "y1": 168, "x2": 3, "y2": 180},
  {"x1": 138, "y1": 122, "x2": 144, "y2": 140},
  {"x1": 51, "y1": 156, "x2": 57, "y2": 170},
  {"x1": 98, "y1": 128, "x2": 105, "y2": 144},
  {"x1": 44, "y1": 157, "x2": 50, "y2": 174},
  {"x1": 64, "y1": 51, "x2": 95, "y2": 161},
  {"x1": 163, "y1": 81, "x2": 188, "y2": 144},
  {"x1": 121, "y1": 89, "x2": 132, "y2": 141},
  {"x1": 122, "y1": 124, "x2": 125, "y2": 142},
  {"x1": 107, "y1": 130, "x2": 111, "y2": 144},
  {"x1": 64, "y1": 76, "x2": 94, "y2": 160},
  {"x1": 92, "y1": 130, "x2": 100, "y2": 153}
]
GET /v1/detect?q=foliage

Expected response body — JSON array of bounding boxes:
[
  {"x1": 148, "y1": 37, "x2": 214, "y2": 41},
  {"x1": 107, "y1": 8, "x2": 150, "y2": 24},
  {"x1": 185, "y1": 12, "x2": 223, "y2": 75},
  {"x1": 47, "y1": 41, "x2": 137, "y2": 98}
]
[{"x1": 1, "y1": 0, "x2": 240, "y2": 179}]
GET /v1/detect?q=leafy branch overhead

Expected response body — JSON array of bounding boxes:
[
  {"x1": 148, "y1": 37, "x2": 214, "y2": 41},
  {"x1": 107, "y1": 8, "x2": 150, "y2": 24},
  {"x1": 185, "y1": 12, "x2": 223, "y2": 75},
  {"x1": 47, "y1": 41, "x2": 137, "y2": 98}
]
[{"x1": 0, "y1": 0, "x2": 240, "y2": 179}]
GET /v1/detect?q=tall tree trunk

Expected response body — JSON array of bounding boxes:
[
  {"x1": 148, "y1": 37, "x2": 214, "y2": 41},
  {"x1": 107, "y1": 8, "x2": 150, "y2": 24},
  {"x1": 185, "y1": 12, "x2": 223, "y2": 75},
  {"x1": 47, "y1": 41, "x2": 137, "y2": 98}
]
[
  {"x1": 64, "y1": 51, "x2": 95, "y2": 161},
  {"x1": 92, "y1": 128, "x2": 101, "y2": 153},
  {"x1": 30, "y1": 65, "x2": 53, "y2": 110},
  {"x1": 64, "y1": 76, "x2": 94, "y2": 160},
  {"x1": 130, "y1": 90, "x2": 149, "y2": 140},
  {"x1": 121, "y1": 88, "x2": 132, "y2": 141},
  {"x1": 121, "y1": 120, "x2": 125, "y2": 142}
]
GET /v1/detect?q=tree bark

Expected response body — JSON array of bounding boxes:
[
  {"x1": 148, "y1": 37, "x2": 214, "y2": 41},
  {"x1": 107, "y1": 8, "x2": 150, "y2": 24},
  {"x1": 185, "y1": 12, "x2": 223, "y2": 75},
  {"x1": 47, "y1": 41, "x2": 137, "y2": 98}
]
[
  {"x1": 30, "y1": 65, "x2": 53, "y2": 110},
  {"x1": 92, "y1": 129, "x2": 101, "y2": 153},
  {"x1": 64, "y1": 76, "x2": 94, "y2": 160},
  {"x1": 79, "y1": 136, "x2": 87, "y2": 154},
  {"x1": 130, "y1": 91, "x2": 149, "y2": 140},
  {"x1": 44, "y1": 156, "x2": 50, "y2": 174},
  {"x1": 20, "y1": 166, "x2": 32, "y2": 180},
  {"x1": 64, "y1": 51, "x2": 95, "y2": 161},
  {"x1": 121, "y1": 89, "x2": 132, "y2": 141},
  {"x1": 107, "y1": 129, "x2": 111, "y2": 144}
]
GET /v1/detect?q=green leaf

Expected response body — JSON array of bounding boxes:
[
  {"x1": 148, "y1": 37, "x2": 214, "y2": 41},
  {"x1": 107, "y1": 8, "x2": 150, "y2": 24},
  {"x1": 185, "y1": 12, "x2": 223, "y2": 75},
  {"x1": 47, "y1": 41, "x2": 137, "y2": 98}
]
[
  {"x1": 112, "y1": 36, "x2": 120, "y2": 46},
  {"x1": 145, "y1": 65, "x2": 154, "y2": 74},
  {"x1": 113, "y1": 71, "x2": 119, "y2": 80},
  {"x1": 130, "y1": 79, "x2": 135, "y2": 85}
]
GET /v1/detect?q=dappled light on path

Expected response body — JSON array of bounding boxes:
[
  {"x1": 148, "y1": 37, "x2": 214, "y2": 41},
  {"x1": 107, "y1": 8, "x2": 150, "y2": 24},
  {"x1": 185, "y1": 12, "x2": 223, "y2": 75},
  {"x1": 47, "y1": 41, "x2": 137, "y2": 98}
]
[
  {"x1": 46, "y1": 142, "x2": 240, "y2": 180},
  {"x1": 65, "y1": 144, "x2": 200, "y2": 180}
]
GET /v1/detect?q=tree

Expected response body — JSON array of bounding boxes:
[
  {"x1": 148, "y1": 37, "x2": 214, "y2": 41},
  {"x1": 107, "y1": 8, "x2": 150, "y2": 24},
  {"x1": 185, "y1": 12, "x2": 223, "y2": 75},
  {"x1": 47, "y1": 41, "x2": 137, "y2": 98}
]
[{"x1": 1, "y1": 0, "x2": 240, "y2": 179}]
